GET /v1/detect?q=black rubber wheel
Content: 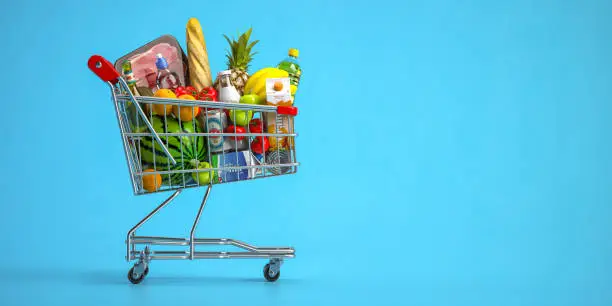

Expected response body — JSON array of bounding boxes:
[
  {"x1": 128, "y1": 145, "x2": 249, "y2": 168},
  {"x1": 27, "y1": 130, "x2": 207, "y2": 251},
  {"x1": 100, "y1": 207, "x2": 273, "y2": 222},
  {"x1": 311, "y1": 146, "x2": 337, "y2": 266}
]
[
  {"x1": 127, "y1": 266, "x2": 148, "y2": 284},
  {"x1": 263, "y1": 263, "x2": 280, "y2": 282}
]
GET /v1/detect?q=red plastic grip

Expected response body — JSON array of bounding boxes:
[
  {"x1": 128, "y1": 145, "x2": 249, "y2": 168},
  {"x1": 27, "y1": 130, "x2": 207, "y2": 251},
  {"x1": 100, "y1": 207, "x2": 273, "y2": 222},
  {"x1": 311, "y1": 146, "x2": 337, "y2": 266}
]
[
  {"x1": 88, "y1": 55, "x2": 120, "y2": 84},
  {"x1": 277, "y1": 106, "x2": 298, "y2": 116}
]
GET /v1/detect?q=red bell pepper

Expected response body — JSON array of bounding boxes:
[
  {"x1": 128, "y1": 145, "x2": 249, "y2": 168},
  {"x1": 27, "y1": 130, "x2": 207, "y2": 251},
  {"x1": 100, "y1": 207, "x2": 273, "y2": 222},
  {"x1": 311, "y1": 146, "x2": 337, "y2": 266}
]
[{"x1": 251, "y1": 136, "x2": 270, "y2": 155}]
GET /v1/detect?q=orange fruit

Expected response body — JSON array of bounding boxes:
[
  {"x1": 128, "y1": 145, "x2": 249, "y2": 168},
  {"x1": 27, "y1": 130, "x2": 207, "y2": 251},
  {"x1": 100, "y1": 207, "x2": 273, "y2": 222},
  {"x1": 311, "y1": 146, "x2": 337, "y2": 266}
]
[
  {"x1": 142, "y1": 169, "x2": 162, "y2": 192},
  {"x1": 173, "y1": 94, "x2": 200, "y2": 121},
  {"x1": 153, "y1": 89, "x2": 177, "y2": 116}
]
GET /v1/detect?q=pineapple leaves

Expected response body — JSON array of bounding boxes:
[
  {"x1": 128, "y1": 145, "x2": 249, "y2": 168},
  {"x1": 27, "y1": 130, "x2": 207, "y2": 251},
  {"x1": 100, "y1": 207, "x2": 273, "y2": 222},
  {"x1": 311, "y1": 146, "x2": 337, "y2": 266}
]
[{"x1": 222, "y1": 28, "x2": 258, "y2": 71}]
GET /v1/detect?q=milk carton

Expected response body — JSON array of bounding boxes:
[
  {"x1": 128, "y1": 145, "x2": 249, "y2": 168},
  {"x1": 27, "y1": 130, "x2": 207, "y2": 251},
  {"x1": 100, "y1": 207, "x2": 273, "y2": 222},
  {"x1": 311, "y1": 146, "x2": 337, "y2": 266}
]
[{"x1": 265, "y1": 78, "x2": 292, "y2": 106}]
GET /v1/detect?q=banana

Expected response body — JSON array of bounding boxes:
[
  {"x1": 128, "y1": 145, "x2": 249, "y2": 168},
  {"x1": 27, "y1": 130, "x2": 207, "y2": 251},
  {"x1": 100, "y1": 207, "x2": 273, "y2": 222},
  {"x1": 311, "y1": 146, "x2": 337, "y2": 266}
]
[
  {"x1": 251, "y1": 69, "x2": 288, "y2": 99},
  {"x1": 244, "y1": 67, "x2": 277, "y2": 94}
]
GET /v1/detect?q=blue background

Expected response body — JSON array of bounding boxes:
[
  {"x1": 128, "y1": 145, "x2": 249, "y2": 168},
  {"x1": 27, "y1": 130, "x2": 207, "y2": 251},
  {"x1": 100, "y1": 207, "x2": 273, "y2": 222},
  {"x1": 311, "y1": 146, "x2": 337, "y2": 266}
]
[{"x1": 1, "y1": 0, "x2": 611, "y2": 305}]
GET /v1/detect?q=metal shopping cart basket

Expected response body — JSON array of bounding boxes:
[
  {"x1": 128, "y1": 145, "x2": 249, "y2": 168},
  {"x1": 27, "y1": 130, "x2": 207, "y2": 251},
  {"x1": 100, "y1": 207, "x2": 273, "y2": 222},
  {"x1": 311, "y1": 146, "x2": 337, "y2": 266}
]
[{"x1": 88, "y1": 55, "x2": 299, "y2": 284}]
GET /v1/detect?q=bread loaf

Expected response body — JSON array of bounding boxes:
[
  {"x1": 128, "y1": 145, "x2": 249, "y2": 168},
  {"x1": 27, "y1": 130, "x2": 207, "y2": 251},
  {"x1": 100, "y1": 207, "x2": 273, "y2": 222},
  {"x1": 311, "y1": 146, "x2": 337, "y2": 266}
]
[{"x1": 186, "y1": 18, "x2": 212, "y2": 91}]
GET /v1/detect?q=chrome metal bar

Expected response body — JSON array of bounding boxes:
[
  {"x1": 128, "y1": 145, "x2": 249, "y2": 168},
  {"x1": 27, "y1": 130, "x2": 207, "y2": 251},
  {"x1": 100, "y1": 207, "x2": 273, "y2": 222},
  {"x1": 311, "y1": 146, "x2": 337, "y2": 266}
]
[
  {"x1": 134, "y1": 163, "x2": 300, "y2": 176},
  {"x1": 190, "y1": 185, "x2": 211, "y2": 259},
  {"x1": 124, "y1": 132, "x2": 298, "y2": 137},
  {"x1": 128, "y1": 96, "x2": 280, "y2": 112},
  {"x1": 126, "y1": 189, "x2": 182, "y2": 261},
  {"x1": 130, "y1": 250, "x2": 294, "y2": 259},
  {"x1": 109, "y1": 82, "x2": 138, "y2": 193},
  {"x1": 117, "y1": 78, "x2": 176, "y2": 165}
]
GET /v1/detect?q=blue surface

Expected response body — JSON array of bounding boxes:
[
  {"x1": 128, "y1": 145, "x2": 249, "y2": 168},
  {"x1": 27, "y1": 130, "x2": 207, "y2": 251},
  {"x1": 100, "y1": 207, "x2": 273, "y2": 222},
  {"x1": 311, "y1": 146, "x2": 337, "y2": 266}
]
[{"x1": 1, "y1": 0, "x2": 612, "y2": 305}]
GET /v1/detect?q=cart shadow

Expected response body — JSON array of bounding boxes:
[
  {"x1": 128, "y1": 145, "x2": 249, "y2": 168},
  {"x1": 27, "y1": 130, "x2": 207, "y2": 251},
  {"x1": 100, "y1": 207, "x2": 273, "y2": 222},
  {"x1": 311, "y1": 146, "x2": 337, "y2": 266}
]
[
  {"x1": 0, "y1": 267, "x2": 304, "y2": 287},
  {"x1": 82, "y1": 270, "x2": 305, "y2": 286}
]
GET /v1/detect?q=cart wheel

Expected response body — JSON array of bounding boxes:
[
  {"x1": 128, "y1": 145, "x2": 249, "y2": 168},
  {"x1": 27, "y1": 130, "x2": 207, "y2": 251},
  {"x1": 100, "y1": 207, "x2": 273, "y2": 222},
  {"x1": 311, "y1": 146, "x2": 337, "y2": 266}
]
[
  {"x1": 263, "y1": 263, "x2": 281, "y2": 282},
  {"x1": 127, "y1": 266, "x2": 148, "y2": 284}
]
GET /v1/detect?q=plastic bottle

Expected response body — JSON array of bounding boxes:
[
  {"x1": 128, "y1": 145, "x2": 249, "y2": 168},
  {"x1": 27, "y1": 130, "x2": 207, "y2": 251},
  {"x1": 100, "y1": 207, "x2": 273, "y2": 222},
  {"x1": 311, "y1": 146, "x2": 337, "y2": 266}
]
[
  {"x1": 277, "y1": 48, "x2": 302, "y2": 95},
  {"x1": 121, "y1": 60, "x2": 140, "y2": 95},
  {"x1": 155, "y1": 53, "x2": 180, "y2": 90}
]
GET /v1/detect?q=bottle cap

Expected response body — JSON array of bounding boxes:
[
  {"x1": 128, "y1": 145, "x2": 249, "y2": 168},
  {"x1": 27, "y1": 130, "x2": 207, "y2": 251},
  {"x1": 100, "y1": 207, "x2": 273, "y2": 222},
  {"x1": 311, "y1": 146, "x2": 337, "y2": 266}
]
[
  {"x1": 288, "y1": 48, "x2": 299, "y2": 58},
  {"x1": 218, "y1": 70, "x2": 232, "y2": 76},
  {"x1": 155, "y1": 53, "x2": 168, "y2": 69}
]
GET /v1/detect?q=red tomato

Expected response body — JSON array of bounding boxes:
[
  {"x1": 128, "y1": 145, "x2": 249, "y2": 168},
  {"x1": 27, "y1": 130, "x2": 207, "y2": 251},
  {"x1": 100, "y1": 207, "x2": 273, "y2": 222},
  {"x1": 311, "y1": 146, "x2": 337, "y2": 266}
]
[
  {"x1": 174, "y1": 86, "x2": 188, "y2": 97},
  {"x1": 251, "y1": 136, "x2": 270, "y2": 154},
  {"x1": 185, "y1": 86, "x2": 198, "y2": 96},
  {"x1": 249, "y1": 119, "x2": 264, "y2": 134},
  {"x1": 225, "y1": 125, "x2": 246, "y2": 141}
]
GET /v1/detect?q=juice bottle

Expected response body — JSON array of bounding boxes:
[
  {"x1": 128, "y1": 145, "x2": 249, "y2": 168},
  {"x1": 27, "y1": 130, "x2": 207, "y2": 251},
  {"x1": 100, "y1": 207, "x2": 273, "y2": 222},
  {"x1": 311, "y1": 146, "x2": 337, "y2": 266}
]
[
  {"x1": 277, "y1": 48, "x2": 302, "y2": 96},
  {"x1": 155, "y1": 53, "x2": 180, "y2": 90},
  {"x1": 121, "y1": 60, "x2": 140, "y2": 95}
]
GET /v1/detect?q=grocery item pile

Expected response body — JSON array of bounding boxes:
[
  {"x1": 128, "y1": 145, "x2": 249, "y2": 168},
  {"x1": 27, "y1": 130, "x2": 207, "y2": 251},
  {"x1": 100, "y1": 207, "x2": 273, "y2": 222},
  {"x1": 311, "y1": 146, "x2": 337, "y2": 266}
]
[{"x1": 114, "y1": 18, "x2": 302, "y2": 193}]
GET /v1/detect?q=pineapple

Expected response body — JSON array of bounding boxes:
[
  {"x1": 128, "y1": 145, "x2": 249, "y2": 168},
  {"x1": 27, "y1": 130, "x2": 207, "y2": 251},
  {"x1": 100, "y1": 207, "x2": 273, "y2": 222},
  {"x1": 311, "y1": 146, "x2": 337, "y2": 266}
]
[{"x1": 213, "y1": 28, "x2": 259, "y2": 96}]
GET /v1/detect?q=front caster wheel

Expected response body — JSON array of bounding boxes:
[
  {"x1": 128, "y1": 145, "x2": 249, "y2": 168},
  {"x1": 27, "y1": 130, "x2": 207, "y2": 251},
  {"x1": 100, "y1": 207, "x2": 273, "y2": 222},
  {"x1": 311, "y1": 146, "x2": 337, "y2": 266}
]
[
  {"x1": 128, "y1": 266, "x2": 149, "y2": 284},
  {"x1": 263, "y1": 263, "x2": 280, "y2": 282}
]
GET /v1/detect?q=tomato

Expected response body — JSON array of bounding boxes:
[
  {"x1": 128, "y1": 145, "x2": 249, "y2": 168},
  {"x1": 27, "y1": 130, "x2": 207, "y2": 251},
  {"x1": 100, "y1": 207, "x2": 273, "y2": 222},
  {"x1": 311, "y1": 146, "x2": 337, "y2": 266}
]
[
  {"x1": 185, "y1": 86, "x2": 198, "y2": 97},
  {"x1": 248, "y1": 118, "x2": 264, "y2": 134},
  {"x1": 196, "y1": 87, "x2": 217, "y2": 101},
  {"x1": 174, "y1": 86, "x2": 188, "y2": 97},
  {"x1": 224, "y1": 125, "x2": 246, "y2": 141}
]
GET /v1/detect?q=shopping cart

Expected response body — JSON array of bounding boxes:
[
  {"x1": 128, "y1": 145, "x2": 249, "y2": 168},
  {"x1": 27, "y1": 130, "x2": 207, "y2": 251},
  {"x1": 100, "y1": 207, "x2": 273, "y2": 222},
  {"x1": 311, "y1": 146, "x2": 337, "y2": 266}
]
[{"x1": 88, "y1": 55, "x2": 299, "y2": 284}]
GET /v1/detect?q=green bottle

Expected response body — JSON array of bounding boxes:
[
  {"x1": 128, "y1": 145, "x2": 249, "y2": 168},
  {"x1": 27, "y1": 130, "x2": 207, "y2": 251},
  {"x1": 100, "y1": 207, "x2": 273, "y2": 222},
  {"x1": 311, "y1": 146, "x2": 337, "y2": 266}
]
[{"x1": 277, "y1": 48, "x2": 301, "y2": 96}]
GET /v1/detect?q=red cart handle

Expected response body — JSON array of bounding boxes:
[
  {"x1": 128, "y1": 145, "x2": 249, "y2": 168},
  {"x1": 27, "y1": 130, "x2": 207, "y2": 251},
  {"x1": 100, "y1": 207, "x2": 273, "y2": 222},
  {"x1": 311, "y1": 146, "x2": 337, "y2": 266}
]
[
  {"x1": 277, "y1": 105, "x2": 298, "y2": 116},
  {"x1": 88, "y1": 55, "x2": 120, "y2": 84}
]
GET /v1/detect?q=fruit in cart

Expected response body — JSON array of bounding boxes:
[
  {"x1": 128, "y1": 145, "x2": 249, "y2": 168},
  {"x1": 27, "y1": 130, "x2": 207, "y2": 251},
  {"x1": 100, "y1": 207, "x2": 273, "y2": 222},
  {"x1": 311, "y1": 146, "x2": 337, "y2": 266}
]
[
  {"x1": 290, "y1": 84, "x2": 297, "y2": 96},
  {"x1": 185, "y1": 86, "x2": 199, "y2": 96},
  {"x1": 142, "y1": 169, "x2": 162, "y2": 192},
  {"x1": 225, "y1": 125, "x2": 246, "y2": 141},
  {"x1": 139, "y1": 116, "x2": 207, "y2": 184},
  {"x1": 173, "y1": 94, "x2": 200, "y2": 121},
  {"x1": 174, "y1": 86, "x2": 188, "y2": 97},
  {"x1": 243, "y1": 68, "x2": 288, "y2": 100},
  {"x1": 228, "y1": 109, "x2": 253, "y2": 126},
  {"x1": 239, "y1": 94, "x2": 263, "y2": 105},
  {"x1": 191, "y1": 161, "x2": 214, "y2": 185},
  {"x1": 153, "y1": 89, "x2": 176, "y2": 115},
  {"x1": 196, "y1": 87, "x2": 217, "y2": 101},
  {"x1": 251, "y1": 136, "x2": 270, "y2": 154},
  {"x1": 248, "y1": 118, "x2": 264, "y2": 134},
  {"x1": 212, "y1": 28, "x2": 259, "y2": 96}
]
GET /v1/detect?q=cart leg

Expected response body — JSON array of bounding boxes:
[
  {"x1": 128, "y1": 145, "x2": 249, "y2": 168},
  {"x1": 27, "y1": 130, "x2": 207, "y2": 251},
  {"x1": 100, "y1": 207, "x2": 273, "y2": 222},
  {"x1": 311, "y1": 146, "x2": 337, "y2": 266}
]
[
  {"x1": 189, "y1": 185, "x2": 212, "y2": 260},
  {"x1": 126, "y1": 189, "x2": 182, "y2": 261}
]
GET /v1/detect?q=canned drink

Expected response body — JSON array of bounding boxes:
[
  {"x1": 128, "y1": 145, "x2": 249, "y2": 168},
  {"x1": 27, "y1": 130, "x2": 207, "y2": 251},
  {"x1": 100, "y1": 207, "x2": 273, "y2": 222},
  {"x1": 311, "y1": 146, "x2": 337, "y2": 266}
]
[{"x1": 199, "y1": 109, "x2": 227, "y2": 153}]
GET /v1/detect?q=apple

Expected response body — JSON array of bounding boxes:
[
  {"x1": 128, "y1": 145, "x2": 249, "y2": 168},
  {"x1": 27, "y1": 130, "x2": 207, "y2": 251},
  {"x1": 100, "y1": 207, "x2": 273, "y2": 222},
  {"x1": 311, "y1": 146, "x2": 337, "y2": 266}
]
[
  {"x1": 240, "y1": 94, "x2": 263, "y2": 105},
  {"x1": 228, "y1": 109, "x2": 253, "y2": 126},
  {"x1": 191, "y1": 161, "x2": 214, "y2": 185}
]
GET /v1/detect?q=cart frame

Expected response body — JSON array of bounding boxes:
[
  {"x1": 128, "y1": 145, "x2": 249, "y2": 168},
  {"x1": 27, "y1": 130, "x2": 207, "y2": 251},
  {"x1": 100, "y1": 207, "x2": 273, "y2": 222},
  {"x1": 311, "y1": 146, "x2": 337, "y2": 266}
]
[{"x1": 88, "y1": 55, "x2": 297, "y2": 284}]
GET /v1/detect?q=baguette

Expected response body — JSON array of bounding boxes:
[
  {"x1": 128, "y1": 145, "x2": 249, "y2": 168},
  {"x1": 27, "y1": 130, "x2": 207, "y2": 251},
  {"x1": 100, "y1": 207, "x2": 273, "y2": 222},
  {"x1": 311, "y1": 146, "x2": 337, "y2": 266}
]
[{"x1": 186, "y1": 18, "x2": 212, "y2": 91}]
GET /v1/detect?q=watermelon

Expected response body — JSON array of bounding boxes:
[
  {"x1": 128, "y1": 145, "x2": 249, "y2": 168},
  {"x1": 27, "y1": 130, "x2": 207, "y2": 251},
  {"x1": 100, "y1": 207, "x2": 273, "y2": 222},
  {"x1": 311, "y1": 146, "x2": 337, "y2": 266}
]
[{"x1": 138, "y1": 115, "x2": 208, "y2": 186}]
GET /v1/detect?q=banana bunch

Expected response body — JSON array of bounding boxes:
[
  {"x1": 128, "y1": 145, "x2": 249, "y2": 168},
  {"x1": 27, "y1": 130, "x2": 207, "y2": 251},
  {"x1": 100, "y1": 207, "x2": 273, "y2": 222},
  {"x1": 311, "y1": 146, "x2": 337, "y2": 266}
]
[{"x1": 244, "y1": 67, "x2": 289, "y2": 100}]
